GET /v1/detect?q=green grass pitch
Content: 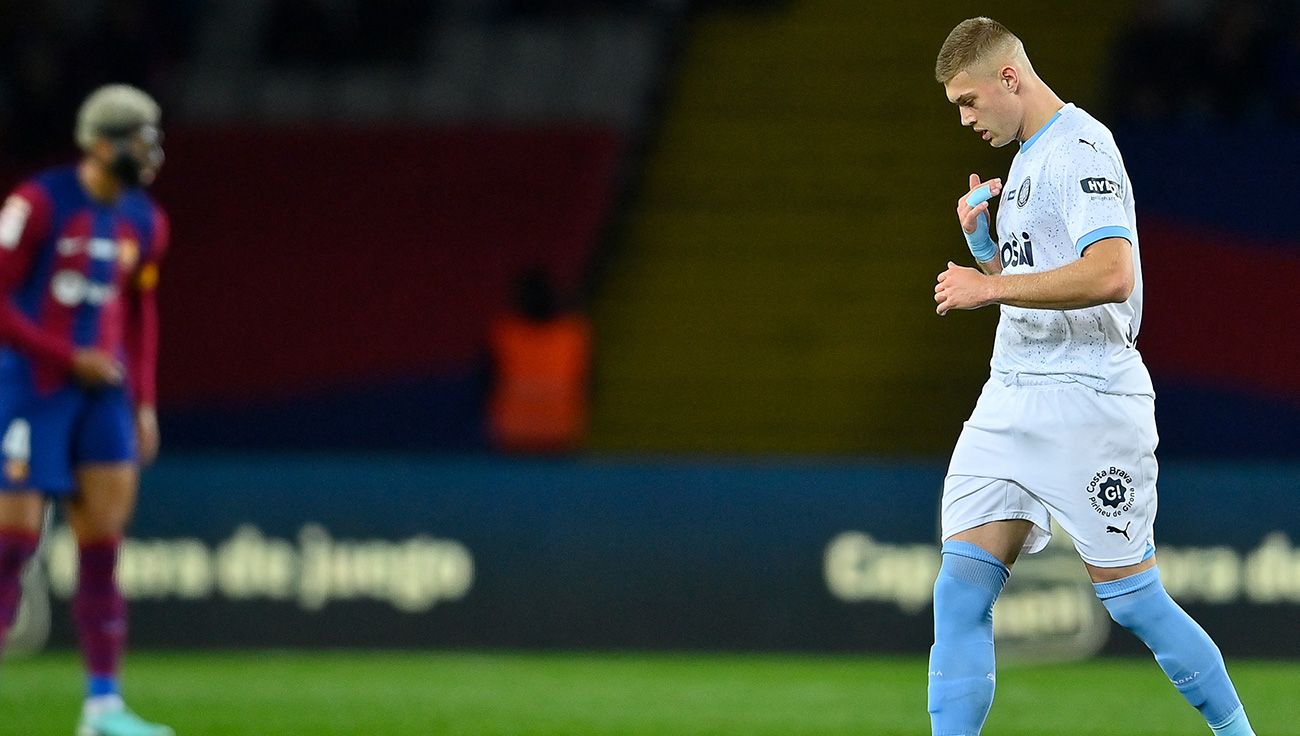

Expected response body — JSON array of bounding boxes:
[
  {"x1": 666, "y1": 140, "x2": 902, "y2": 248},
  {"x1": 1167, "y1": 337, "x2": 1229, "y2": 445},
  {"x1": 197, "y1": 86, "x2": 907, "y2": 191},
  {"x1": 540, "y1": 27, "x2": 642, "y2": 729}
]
[{"x1": 2, "y1": 652, "x2": 1297, "y2": 734}]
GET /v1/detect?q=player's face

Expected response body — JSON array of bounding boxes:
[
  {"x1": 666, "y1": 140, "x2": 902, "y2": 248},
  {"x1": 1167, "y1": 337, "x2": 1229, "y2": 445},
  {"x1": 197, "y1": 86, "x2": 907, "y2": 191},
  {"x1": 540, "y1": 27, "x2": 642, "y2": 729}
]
[
  {"x1": 132, "y1": 125, "x2": 163, "y2": 185},
  {"x1": 94, "y1": 125, "x2": 165, "y2": 188},
  {"x1": 127, "y1": 125, "x2": 165, "y2": 186},
  {"x1": 944, "y1": 70, "x2": 1019, "y2": 148}
]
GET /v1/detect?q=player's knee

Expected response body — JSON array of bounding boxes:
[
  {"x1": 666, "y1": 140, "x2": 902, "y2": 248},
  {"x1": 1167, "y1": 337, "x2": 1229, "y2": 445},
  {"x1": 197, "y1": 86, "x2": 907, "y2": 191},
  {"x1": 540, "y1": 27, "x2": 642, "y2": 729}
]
[
  {"x1": 1100, "y1": 594, "x2": 1142, "y2": 630},
  {"x1": 933, "y1": 542, "x2": 1010, "y2": 632},
  {"x1": 1093, "y1": 566, "x2": 1181, "y2": 635},
  {"x1": 77, "y1": 524, "x2": 128, "y2": 548},
  {"x1": 66, "y1": 498, "x2": 134, "y2": 542},
  {"x1": 0, "y1": 529, "x2": 40, "y2": 575}
]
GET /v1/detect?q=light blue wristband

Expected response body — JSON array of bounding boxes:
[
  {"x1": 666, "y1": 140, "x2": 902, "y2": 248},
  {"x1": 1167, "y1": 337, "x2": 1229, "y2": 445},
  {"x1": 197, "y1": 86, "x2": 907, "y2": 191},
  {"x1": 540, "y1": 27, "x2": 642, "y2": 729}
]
[{"x1": 963, "y1": 184, "x2": 997, "y2": 263}]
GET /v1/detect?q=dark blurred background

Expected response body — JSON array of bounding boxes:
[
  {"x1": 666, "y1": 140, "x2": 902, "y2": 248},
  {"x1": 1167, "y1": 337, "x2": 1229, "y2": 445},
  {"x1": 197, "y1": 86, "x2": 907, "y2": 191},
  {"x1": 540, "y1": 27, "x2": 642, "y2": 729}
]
[
  {"x1": 3, "y1": 0, "x2": 1296, "y2": 458},
  {"x1": 4, "y1": 0, "x2": 1299, "y2": 658}
]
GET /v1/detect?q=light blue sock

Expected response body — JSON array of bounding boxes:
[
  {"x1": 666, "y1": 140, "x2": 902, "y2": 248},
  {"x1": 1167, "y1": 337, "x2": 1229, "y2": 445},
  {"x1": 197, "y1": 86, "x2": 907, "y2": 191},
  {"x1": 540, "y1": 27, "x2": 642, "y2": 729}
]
[
  {"x1": 928, "y1": 541, "x2": 1010, "y2": 736},
  {"x1": 1094, "y1": 567, "x2": 1254, "y2": 736}
]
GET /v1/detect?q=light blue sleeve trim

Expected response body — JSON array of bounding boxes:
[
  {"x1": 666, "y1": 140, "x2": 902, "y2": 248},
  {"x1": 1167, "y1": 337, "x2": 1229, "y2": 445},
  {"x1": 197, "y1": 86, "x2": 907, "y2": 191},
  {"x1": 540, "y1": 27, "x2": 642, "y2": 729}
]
[{"x1": 1076, "y1": 225, "x2": 1133, "y2": 255}]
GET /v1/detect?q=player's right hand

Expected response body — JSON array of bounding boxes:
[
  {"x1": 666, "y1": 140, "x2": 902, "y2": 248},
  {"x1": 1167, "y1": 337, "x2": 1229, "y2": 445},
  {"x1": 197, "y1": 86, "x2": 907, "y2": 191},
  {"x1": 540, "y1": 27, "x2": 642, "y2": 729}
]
[
  {"x1": 957, "y1": 173, "x2": 1001, "y2": 234},
  {"x1": 71, "y1": 348, "x2": 124, "y2": 387}
]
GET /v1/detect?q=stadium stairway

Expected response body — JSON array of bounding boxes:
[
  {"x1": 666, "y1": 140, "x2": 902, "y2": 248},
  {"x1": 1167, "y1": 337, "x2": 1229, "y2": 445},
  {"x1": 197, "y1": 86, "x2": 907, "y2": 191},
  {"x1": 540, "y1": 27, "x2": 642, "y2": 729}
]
[{"x1": 590, "y1": 1, "x2": 1129, "y2": 453}]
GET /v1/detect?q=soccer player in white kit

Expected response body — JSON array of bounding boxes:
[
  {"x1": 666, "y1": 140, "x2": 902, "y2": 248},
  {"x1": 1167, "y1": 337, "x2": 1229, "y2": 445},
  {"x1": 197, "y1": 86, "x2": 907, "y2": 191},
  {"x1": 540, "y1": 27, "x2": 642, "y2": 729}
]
[{"x1": 926, "y1": 18, "x2": 1256, "y2": 736}]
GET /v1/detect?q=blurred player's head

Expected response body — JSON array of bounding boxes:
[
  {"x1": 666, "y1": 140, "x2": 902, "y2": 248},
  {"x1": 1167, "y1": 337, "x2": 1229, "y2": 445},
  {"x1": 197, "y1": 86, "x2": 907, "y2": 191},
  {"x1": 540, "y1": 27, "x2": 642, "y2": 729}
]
[
  {"x1": 76, "y1": 84, "x2": 165, "y2": 188},
  {"x1": 935, "y1": 17, "x2": 1036, "y2": 148}
]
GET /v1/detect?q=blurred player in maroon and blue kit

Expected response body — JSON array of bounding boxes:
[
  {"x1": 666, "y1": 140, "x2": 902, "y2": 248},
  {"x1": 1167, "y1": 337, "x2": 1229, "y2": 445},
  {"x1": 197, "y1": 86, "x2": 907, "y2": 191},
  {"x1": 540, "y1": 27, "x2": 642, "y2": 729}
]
[{"x1": 0, "y1": 85, "x2": 172, "y2": 736}]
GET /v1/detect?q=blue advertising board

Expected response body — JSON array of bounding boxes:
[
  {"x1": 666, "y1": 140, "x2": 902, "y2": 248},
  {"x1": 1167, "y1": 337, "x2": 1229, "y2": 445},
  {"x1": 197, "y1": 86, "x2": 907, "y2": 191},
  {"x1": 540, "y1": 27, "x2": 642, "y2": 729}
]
[{"x1": 11, "y1": 457, "x2": 1300, "y2": 657}]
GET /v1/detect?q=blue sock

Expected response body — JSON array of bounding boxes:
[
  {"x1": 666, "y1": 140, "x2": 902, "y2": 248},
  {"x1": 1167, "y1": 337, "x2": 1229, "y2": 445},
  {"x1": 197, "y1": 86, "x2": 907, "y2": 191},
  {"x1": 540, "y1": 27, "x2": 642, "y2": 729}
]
[
  {"x1": 87, "y1": 674, "x2": 119, "y2": 698},
  {"x1": 1094, "y1": 567, "x2": 1254, "y2": 736},
  {"x1": 928, "y1": 541, "x2": 1010, "y2": 736}
]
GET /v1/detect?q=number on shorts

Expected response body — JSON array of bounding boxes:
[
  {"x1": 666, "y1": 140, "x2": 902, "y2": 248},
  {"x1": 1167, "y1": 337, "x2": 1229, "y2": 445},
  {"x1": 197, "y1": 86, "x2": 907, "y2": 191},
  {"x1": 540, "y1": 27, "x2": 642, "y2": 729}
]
[{"x1": 2, "y1": 418, "x2": 31, "y2": 460}]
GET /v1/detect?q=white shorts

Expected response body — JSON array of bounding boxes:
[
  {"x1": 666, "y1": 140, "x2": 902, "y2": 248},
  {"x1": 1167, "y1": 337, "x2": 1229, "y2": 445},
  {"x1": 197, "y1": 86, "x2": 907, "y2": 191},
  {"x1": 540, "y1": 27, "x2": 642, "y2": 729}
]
[{"x1": 941, "y1": 374, "x2": 1159, "y2": 567}]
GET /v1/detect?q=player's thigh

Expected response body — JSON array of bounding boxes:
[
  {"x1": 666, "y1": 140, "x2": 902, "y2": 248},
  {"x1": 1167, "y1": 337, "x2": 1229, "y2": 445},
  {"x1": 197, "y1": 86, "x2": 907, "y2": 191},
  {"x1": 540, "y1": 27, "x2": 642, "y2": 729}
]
[
  {"x1": 1024, "y1": 389, "x2": 1158, "y2": 569},
  {"x1": 67, "y1": 389, "x2": 140, "y2": 542},
  {"x1": 0, "y1": 491, "x2": 45, "y2": 533},
  {"x1": 73, "y1": 387, "x2": 137, "y2": 469},
  {"x1": 948, "y1": 518, "x2": 1038, "y2": 567},
  {"x1": 0, "y1": 384, "x2": 82, "y2": 500},
  {"x1": 0, "y1": 392, "x2": 60, "y2": 533},
  {"x1": 65, "y1": 463, "x2": 138, "y2": 542},
  {"x1": 941, "y1": 474, "x2": 1052, "y2": 565},
  {"x1": 1085, "y1": 556, "x2": 1156, "y2": 583}
]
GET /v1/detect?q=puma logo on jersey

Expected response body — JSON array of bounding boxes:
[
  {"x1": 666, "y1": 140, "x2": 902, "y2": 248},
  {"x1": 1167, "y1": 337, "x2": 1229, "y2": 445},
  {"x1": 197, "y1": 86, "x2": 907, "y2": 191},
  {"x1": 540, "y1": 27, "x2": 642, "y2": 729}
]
[
  {"x1": 1000, "y1": 231, "x2": 1035, "y2": 268},
  {"x1": 1078, "y1": 138, "x2": 1100, "y2": 152}
]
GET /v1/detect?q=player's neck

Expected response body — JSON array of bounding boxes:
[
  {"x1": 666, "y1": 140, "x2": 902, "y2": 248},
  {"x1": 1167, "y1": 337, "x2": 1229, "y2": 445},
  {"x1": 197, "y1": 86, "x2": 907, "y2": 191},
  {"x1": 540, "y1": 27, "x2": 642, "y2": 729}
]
[
  {"x1": 77, "y1": 159, "x2": 124, "y2": 204},
  {"x1": 1016, "y1": 85, "x2": 1066, "y2": 146}
]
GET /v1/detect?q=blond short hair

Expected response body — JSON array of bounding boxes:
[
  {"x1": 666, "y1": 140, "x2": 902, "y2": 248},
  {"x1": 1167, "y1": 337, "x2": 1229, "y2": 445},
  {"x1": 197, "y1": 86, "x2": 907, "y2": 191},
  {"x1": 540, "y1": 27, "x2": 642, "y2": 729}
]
[
  {"x1": 75, "y1": 84, "x2": 161, "y2": 151},
  {"x1": 934, "y1": 17, "x2": 1023, "y2": 84}
]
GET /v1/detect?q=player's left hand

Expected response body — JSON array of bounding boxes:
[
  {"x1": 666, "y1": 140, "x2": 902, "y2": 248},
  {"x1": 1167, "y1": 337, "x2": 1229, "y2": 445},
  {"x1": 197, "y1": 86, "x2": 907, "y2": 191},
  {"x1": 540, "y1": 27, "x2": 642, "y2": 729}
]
[
  {"x1": 135, "y1": 404, "x2": 160, "y2": 466},
  {"x1": 935, "y1": 261, "x2": 997, "y2": 315}
]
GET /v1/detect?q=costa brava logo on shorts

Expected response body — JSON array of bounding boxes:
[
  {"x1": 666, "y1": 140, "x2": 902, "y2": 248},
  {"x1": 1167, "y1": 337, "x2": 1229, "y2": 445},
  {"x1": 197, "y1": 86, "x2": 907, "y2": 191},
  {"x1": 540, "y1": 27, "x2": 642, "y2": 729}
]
[{"x1": 1088, "y1": 466, "x2": 1136, "y2": 518}]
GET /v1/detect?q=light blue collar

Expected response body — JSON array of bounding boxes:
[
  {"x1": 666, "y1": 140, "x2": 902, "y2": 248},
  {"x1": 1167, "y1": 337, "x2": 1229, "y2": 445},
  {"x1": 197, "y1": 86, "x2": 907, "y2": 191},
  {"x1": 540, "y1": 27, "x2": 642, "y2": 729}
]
[{"x1": 1020, "y1": 103, "x2": 1070, "y2": 152}]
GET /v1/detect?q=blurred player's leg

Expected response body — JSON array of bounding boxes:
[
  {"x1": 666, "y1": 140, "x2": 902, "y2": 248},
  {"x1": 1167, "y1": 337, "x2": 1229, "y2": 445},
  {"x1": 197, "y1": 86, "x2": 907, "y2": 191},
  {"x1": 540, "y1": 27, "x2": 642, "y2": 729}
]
[
  {"x1": 75, "y1": 538, "x2": 126, "y2": 699},
  {"x1": 0, "y1": 492, "x2": 44, "y2": 649},
  {"x1": 1091, "y1": 563, "x2": 1255, "y2": 736},
  {"x1": 66, "y1": 463, "x2": 172, "y2": 736},
  {"x1": 928, "y1": 519, "x2": 1031, "y2": 736}
]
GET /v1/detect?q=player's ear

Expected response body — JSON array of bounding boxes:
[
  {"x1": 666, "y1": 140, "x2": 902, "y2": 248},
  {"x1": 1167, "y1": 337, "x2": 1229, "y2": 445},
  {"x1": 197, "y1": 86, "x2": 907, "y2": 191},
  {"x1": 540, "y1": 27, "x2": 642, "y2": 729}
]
[{"x1": 1000, "y1": 66, "x2": 1018, "y2": 94}]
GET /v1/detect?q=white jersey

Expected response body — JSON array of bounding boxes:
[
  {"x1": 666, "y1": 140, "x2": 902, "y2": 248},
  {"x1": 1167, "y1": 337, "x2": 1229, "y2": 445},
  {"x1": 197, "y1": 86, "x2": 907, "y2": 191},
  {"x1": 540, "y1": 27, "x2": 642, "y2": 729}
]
[{"x1": 990, "y1": 102, "x2": 1153, "y2": 396}]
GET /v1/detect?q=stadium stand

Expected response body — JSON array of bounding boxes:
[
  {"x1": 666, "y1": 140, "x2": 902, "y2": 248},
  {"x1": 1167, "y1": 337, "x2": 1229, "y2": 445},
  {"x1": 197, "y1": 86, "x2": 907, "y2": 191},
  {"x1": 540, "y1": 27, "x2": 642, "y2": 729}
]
[
  {"x1": 3, "y1": 1, "x2": 1292, "y2": 457},
  {"x1": 1104, "y1": 1, "x2": 1300, "y2": 456},
  {"x1": 0, "y1": 0, "x2": 687, "y2": 450},
  {"x1": 588, "y1": 2, "x2": 1128, "y2": 454}
]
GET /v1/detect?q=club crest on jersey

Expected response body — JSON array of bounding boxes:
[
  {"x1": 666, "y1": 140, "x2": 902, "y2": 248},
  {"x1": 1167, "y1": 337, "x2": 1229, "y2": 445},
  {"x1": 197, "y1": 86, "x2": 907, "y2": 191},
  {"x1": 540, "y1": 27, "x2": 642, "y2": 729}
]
[
  {"x1": 1016, "y1": 177, "x2": 1031, "y2": 207},
  {"x1": 118, "y1": 238, "x2": 140, "y2": 270},
  {"x1": 1088, "y1": 467, "x2": 1136, "y2": 518},
  {"x1": 1000, "y1": 231, "x2": 1034, "y2": 269}
]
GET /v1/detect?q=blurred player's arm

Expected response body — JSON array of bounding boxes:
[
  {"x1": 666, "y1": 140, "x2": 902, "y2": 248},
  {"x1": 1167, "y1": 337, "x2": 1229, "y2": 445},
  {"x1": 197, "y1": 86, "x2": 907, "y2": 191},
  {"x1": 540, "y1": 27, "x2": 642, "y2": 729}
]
[
  {"x1": 0, "y1": 185, "x2": 75, "y2": 366},
  {"x1": 125, "y1": 209, "x2": 168, "y2": 464},
  {"x1": 934, "y1": 238, "x2": 1133, "y2": 314},
  {"x1": 0, "y1": 185, "x2": 122, "y2": 384}
]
